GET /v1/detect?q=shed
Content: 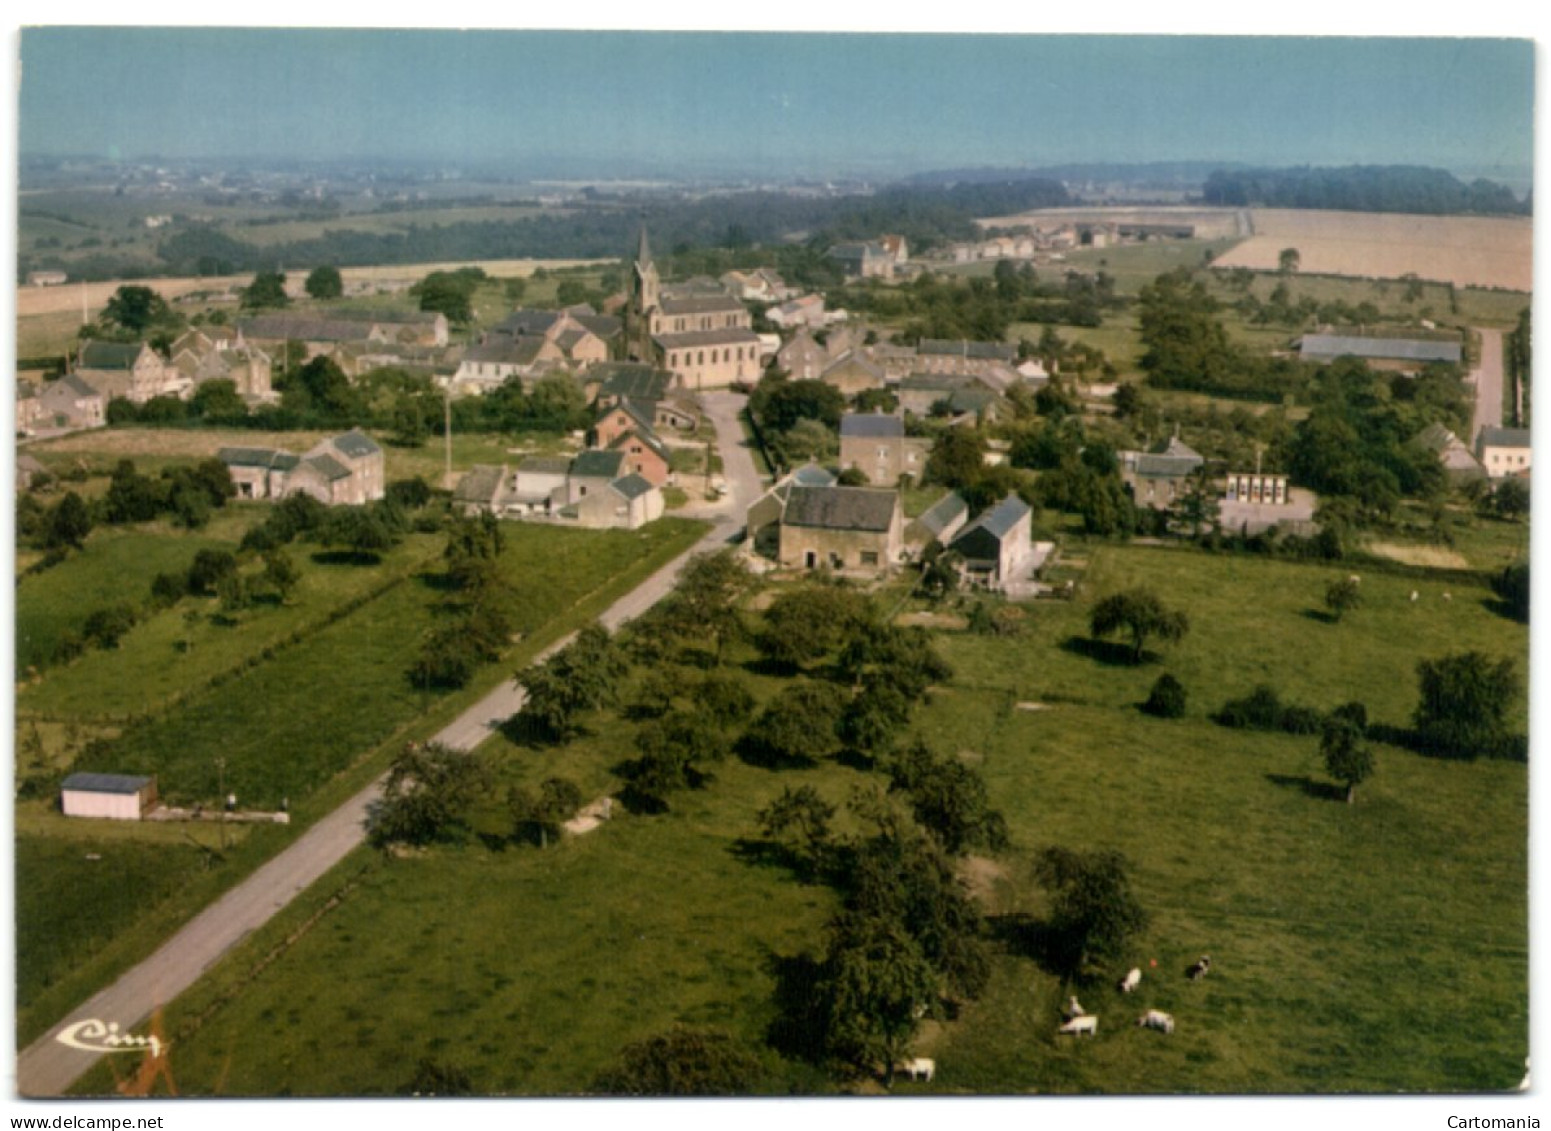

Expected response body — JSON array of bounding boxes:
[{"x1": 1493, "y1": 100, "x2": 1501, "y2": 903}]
[{"x1": 61, "y1": 773, "x2": 158, "y2": 821}]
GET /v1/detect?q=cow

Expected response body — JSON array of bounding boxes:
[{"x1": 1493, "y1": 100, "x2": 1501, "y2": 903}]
[
  {"x1": 1443, "y1": 592, "x2": 1452, "y2": 602},
  {"x1": 1137, "y1": 1010, "x2": 1175, "y2": 1034},
  {"x1": 1118, "y1": 967, "x2": 1142, "y2": 993},
  {"x1": 1410, "y1": 591, "x2": 1419, "y2": 602},
  {"x1": 1058, "y1": 1015, "x2": 1098, "y2": 1037},
  {"x1": 897, "y1": 1057, "x2": 935, "y2": 1082},
  {"x1": 1186, "y1": 956, "x2": 1212, "y2": 981},
  {"x1": 1063, "y1": 995, "x2": 1086, "y2": 1021}
]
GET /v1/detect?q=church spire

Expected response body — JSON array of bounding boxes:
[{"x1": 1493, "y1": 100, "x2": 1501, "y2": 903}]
[{"x1": 636, "y1": 222, "x2": 653, "y2": 270}]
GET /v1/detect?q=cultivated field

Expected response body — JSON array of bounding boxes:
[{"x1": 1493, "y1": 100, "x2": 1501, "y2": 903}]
[
  {"x1": 1213, "y1": 209, "x2": 1532, "y2": 292},
  {"x1": 81, "y1": 534, "x2": 1527, "y2": 1096}
]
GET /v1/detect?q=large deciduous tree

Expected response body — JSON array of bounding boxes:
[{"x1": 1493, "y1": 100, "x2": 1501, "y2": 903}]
[
  {"x1": 241, "y1": 270, "x2": 289, "y2": 310},
  {"x1": 367, "y1": 742, "x2": 490, "y2": 848},
  {"x1": 1321, "y1": 718, "x2": 1375, "y2": 803},
  {"x1": 1088, "y1": 588, "x2": 1188, "y2": 663},
  {"x1": 1033, "y1": 845, "x2": 1149, "y2": 980},
  {"x1": 514, "y1": 624, "x2": 626, "y2": 742},
  {"x1": 1413, "y1": 652, "x2": 1520, "y2": 759},
  {"x1": 304, "y1": 265, "x2": 344, "y2": 300}
]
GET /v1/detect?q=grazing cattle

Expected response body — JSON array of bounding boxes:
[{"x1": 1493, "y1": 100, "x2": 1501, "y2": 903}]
[
  {"x1": 1064, "y1": 995, "x2": 1086, "y2": 1021},
  {"x1": 1186, "y1": 956, "x2": 1212, "y2": 981},
  {"x1": 1137, "y1": 1010, "x2": 1175, "y2": 1034},
  {"x1": 1443, "y1": 592, "x2": 1452, "y2": 602},
  {"x1": 1118, "y1": 967, "x2": 1142, "y2": 993},
  {"x1": 1058, "y1": 1015, "x2": 1098, "y2": 1037},
  {"x1": 1410, "y1": 591, "x2": 1419, "y2": 602},
  {"x1": 897, "y1": 1057, "x2": 935, "y2": 1082},
  {"x1": 1348, "y1": 575, "x2": 1361, "y2": 584}
]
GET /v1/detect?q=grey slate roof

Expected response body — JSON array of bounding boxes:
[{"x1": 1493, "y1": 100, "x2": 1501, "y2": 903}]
[
  {"x1": 455, "y1": 465, "x2": 505, "y2": 504},
  {"x1": 1413, "y1": 423, "x2": 1460, "y2": 453},
  {"x1": 660, "y1": 295, "x2": 745, "y2": 316},
  {"x1": 78, "y1": 341, "x2": 147, "y2": 370},
  {"x1": 593, "y1": 363, "x2": 676, "y2": 401},
  {"x1": 571, "y1": 450, "x2": 627, "y2": 479},
  {"x1": 654, "y1": 327, "x2": 761, "y2": 349},
  {"x1": 1298, "y1": 334, "x2": 1462, "y2": 364},
  {"x1": 840, "y1": 413, "x2": 905, "y2": 439},
  {"x1": 610, "y1": 425, "x2": 671, "y2": 465},
  {"x1": 333, "y1": 429, "x2": 381, "y2": 459},
  {"x1": 304, "y1": 453, "x2": 353, "y2": 482},
  {"x1": 239, "y1": 315, "x2": 377, "y2": 343},
  {"x1": 915, "y1": 491, "x2": 969, "y2": 538},
  {"x1": 62, "y1": 772, "x2": 153, "y2": 794},
  {"x1": 610, "y1": 474, "x2": 655, "y2": 501},
  {"x1": 218, "y1": 446, "x2": 292, "y2": 469},
  {"x1": 1479, "y1": 426, "x2": 1532, "y2": 449},
  {"x1": 783, "y1": 485, "x2": 898, "y2": 532},
  {"x1": 518, "y1": 456, "x2": 573, "y2": 476},
  {"x1": 52, "y1": 373, "x2": 103, "y2": 399},
  {"x1": 954, "y1": 494, "x2": 1031, "y2": 544},
  {"x1": 789, "y1": 463, "x2": 838, "y2": 487},
  {"x1": 918, "y1": 339, "x2": 1019, "y2": 362}
]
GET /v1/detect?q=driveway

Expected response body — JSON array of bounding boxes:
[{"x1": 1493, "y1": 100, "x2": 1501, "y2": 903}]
[
  {"x1": 1469, "y1": 327, "x2": 1505, "y2": 444},
  {"x1": 16, "y1": 394, "x2": 765, "y2": 1097}
]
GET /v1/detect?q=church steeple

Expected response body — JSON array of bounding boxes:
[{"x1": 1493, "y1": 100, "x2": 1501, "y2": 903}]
[
  {"x1": 626, "y1": 221, "x2": 660, "y2": 363},
  {"x1": 636, "y1": 223, "x2": 653, "y2": 271}
]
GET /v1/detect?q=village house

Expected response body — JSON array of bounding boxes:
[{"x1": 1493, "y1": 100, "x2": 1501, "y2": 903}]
[
  {"x1": 37, "y1": 373, "x2": 107, "y2": 430},
  {"x1": 1476, "y1": 426, "x2": 1532, "y2": 479},
  {"x1": 16, "y1": 379, "x2": 42, "y2": 435},
  {"x1": 829, "y1": 241, "x2": 894, "y2": 280},
  {"x1": 867, "y1": 341, "x2": 920, "y2": 381},
  {"x1": 897, "y1": 372, "x2": 999, "y2": 418},
  {"x1": 457, "y1": 456, "x2": 663, "y2": 529},
  {"x1": 568, "y1": 473, "x2": 664, "y2": 530},
  {"x1": 767, "y1": 294, "x2": 827, "y2": 330},
  {"x1": 774, "y1": 484, "x2": 904, "y2": 575},
  {"x1": 878, "y1": 234, "x2": 910, "y2": 267},
  {"x1": 948, "y1": 494, "x2": 1036, "y2": 590},
  {"x1": 915, "y1": 338, "x2": 1020, "y2": 377},
  {"x1": 821, "y1": 351, "x2": 888, "y2": 398},
  {"x1": 746, "y1": 464, "x2": 837, "y2": 554},
  {"x1": 218, "y1": 429, "x2": 384, "y2": 505},
  {"x1": 1412, "y1": 423, "x2": 1484, "y2": 483},
  {"x1": 588, "y1": 363, "x2": 697, "y2": 431},
  {"x1": 1119, "y1": 435, "x2": 1206, "y2": 511},
  {"x1": 606, "y1": 424, "x2": 674, "y2": 487},
  {"x1": 720, "y1": 267, "x2": 794, "y2": 303},
  {"x1": 838, "y1": 413, "x2": 931, "y2": 487},
  {"x1": 27, "y1": 270, "x2": 69, "y2": 287},
  {"x1": 73, "y1": 340, "x2": 185, "y2": 403},
  {"x1": 778, "y1": 329, "x2": 829, "y2": 380}
]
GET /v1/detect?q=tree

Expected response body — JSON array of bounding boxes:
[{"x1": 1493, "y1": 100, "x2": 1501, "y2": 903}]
[
  {"x1": 1033, "y1": 845, "x2": 1149, "y2": 979},
  {"x1": 885, "y1": 741, "x2": 1007, "y2": 855},
  {"x1": 103, "y1": 460, "x2": 161, "y2": 524},
  {"x1": 816, "y1": 912, "x2": 938, "y2": 1078},
  {"x1": 262, "y1": 549, "x2": 301, "y2": 604},
  {"x1": 593, "y1": 1028, "x2": 764, "y2": 1095},
  {"x1": 1142, "y1": 673, "x2": 1187, "y2": 718},
  {"x1": 323, "y1": 506, "x2": 397, "y2": 562},
  {"x1": 367, "y1": 742, "x2": 490, "y2": 848},
  {"x1": 187, "y1": 548, "x2": 238, "y2": 595},
  {"x1": 241, "y1": 270, "x2": 289, "y2": 310},
  {"x1": 82, "y1": 604, "x2": 137, "y2": 650},
  {"x1": 747, "y1": 681, "x2": 847, "y2": 765},
  {"x1": 508, "y1": 777, "x2": 584, "y2": 848},
  {"x1": 757, "y1": 585, "x2": 874, "y2": 670},
  {"x1": 1089, "y1": 588, "x2": 1189, "y2": 663},
  {"x1": 190, "y1": 378, "x2": 248, "y2": 423},
  {"x1": 44, "y1": 492, "x2": 92, "y2": 551},
  {"x1": 1169, "y1": 467, "x2": 1219, "y2": 537},
  {"x1": 1321, "y1": 718, "x2": 1375, "y2": 804},
  {"x1": 102, "y1": 285, "x2": 170, "y2": 335},
  {"x1": 1278, "y1": 247, "x2": 1301, "y2": 275},
  {"x1": 631, "y1": 710, "x2": 730, "y2": 803},
  {"x1": 514, "y1": 624, "x2": 627, "y2": 742},
  {"x1": 444, "y1": 513, "x2": 505, "y2": 592},
  {"x1": 926, "y1": 428, "x2": 988, "y2": 490},
  {"x1": 646, "y1": 549, "x2": 752, "y2": 665},
  {"x1": 837, "y1": 682, "x2": 913, "y2": 757},
  {"x1": 390, "y1": 393, "x2": 430, "y2": 447},
  {"x1": 304, "y1": 265, "x2": 344, "y2": 300},
  {"x1": 757, "y1": 785, "x2": 836, "y2": 874},
  {"x1": 1488, "y1": 477, "x2": 1529, "y2": 521},
  {"x1": 1324, "y1": 576, "x2": 1362, "y2": 622},
  {"x1": 1493, "y1": 560, "x2": 1529, "y2": 623},
  {"x1": 1414, "y1": 652, "x2": 1519, "y2": 759},
  {"x1": 414, "y1": 270, "x2": 476, "y2": 323}
]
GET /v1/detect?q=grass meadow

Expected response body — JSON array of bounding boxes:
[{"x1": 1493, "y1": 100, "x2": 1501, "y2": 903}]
[
  {"x1": 15, "y1": 513, "x2": 707, "y2": 1045},
  {"x1": 109, "y1": 537, "x2": 1528, "y2": 1096}
]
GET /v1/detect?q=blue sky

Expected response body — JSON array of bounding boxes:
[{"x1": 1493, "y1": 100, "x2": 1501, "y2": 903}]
[{"x1": 17, "y1": 28, "x2": 1535, "y2": 180}]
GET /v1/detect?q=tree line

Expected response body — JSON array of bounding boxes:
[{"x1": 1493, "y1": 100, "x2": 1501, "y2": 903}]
[{"x1": 1201, "y1": 165, "x2": 1528, "y2": 216}]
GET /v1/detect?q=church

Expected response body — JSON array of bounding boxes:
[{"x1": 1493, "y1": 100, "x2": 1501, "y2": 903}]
[{"x1": 624, "y1": 226, "x2": 763, "y2": 390}]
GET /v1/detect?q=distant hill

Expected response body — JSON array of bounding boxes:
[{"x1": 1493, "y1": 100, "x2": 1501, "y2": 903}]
[
  {"x1": 905, "y1": 162, "x2": 1247, "y2": 189},
  {"x1": 1202, "y1": 165, "x2": 1530, "y2": 217}
]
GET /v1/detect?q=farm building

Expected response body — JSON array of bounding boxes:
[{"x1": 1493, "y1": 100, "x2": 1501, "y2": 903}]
[
  {"x1": 1413, "y1": 423, "x2": 1485, "y2": 483},
  {"x1": 1296, "y1": 334, "x2": 1462, "y2": 368},
  {"x1": 1119, "y1": 436, "x2": 1206, "y2": 510},
  {"x1": 906, "y1": 491, "x2": 969, "y2": 553},
  {"x1": 838, "y1": 413, "x2": 930, "y2": 486},
  {"x1": 217, "y1": 429, "x2": 384, "y2": 505},
  {"x1": 775, "y1": 484, "x2": 903, "y2": 575},
  {"x1": 37, "y1": 373, "x2": 107, "y2": 430},
  {"x1": 60, "y1": 773, "x2": 158, "y2": 821}
]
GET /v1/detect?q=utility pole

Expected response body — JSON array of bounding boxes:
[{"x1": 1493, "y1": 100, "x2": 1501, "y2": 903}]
[
  {"x1": 215, "y1": 756, "x2": 227, "y2": 850},
  {"x1": 444, "y1": 384, "x2": 453, "y2": 490}
]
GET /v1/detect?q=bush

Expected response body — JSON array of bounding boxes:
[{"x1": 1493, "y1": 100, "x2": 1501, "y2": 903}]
[
  {"x1": 82, "y1": 604, "x2": 138, "y2": 650},
  {"x1": 1142, "y1": 673, "x2": 1187, "y2": 718}
]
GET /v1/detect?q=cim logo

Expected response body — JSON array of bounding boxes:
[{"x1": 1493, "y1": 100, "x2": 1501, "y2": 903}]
[{"x1": 55, "y1": 1019, "x2": 168, "y2": 1059}]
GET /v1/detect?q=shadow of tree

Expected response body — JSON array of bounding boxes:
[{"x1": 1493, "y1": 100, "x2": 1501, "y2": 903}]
[
  {"x1": 987, "y1": 912, "x2": 1082, "y2": 982},
  {"x1": 1264, "y1": 772, "x2": 1346, "y2": 802},
  {"x1": 1059, "y1": 635, "x2": 1146, "y2": 667},
  {"x1": 1301, "y1": 608, "x2": 1338, "y2": 625},
  {"x1": 764, "y1": 951, "x2": 830, "y2": 1065}
]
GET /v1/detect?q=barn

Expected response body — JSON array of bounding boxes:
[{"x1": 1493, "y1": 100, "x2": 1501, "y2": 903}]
[{"x1": 60, "y1": 773, "x2": 158, "y2": 821}]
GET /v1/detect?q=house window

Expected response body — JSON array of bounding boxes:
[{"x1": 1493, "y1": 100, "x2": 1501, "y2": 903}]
[
  {"x1": 860, "y1": 551, "x2": 880, "y2": 566},
  {"x1": 805, "y1": 550, "x2": 817, "y2": 568}
]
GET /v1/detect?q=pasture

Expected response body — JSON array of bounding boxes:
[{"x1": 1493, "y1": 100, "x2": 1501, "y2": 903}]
[
  {"x1": 14, "y1": 514, "x2": 707, "y2": 1046},
  {"x1": 1212, "y1": 209, "x2": 1532, "y2": 293},
  {"x1": 115, "y1": 540, "x2": 1527, "y2": 1095}
]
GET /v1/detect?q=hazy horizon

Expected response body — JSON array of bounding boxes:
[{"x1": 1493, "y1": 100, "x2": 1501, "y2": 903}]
[{"x1": 18, "y1": 30, "x2": 1534, "y2": 185}]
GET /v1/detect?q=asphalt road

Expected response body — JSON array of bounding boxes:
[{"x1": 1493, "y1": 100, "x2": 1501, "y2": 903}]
[
  {"x1": 1470, "y1": 327, "x2": 1505, "y2": 444},
  {"x1": 14, "y1": 392, "x2": 767, "y2": 1097}
]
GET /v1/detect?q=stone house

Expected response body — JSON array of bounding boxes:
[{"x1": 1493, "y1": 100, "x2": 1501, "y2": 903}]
[
  {"x1": 74, "y1": 340, "x2": 183, "y2": 403},
  {"x1": 948, "y1": 494, "x2": 1034, "y2": 589},
  {"x1": 1476, "y1": 426, "x2": 1532, "y2": 479},
  {"x1": 838, "y1": 413, "x2": 930, "y2": 486},
  {"x1": 821, "y1": 352, "x2": 888, "y2": 398},
  {"x1": 608, "y1": 427, "x2": 673, "y2": 487},
  {"x1": 776, "y1": 485, "x2": 903, "y2": 575},
  {"x1": 37, "y1": 373, "x2": 107, "y2": 429},
  {"x1": 1119, "y1": 436, "x2": 1205, "y2": 511},
  {"x1": 905, "y1": 491, "x2": 969, "y2": 553},
  {"x1": 217, "y1": 429, "x2": 383, "y2": 505},
  {"x1": 1413, "y1": 423, "x2": 1484, "y2": 483},
  {"x1": 767, "y1": 295, "x2": 827, "y2": 330},
  {"x1": 778, "y1": 329, "x2": 829, "y2": 380},
  {"x1": 571, "y1": 474, "x2": 664, "y2": 530},
  {"x1": 915, "y1": 339, "x2": 1019, "y2": 377}
]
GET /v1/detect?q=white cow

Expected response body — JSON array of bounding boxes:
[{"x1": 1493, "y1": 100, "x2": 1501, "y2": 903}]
[
  {"x1": 1137, "y1": 1010, "x2": 1175, "y2": 1034},
  {"x1": 1410, "y1": 591, "x2": 1420, "y2": 602},
  {"x1": 1063, "y1": 995, "x2": 1086, "y2": 1020},
  {"x1": 1118, "y1": 967, "x2": 1142, "y2": 993},
  {"x1": 897, "y1": 1057, "x2": 935, "y2": 1082},
  {"x1": 1058, "y1": 1015, "x2": 1098, "y2": 1037}
]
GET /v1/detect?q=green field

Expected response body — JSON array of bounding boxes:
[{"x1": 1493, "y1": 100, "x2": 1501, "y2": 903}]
[
  {"x1": 107, "y1": 537, "x2": 1528, "y2": 1096},
  {"x1": 15, "y1": 514, "x2": 707, "y2": 1045}
]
